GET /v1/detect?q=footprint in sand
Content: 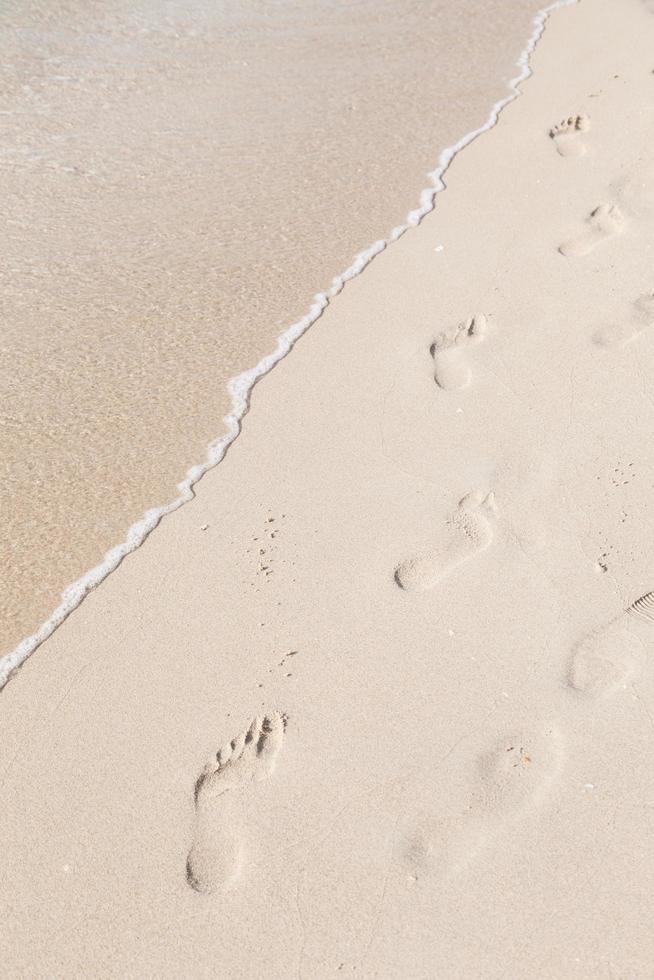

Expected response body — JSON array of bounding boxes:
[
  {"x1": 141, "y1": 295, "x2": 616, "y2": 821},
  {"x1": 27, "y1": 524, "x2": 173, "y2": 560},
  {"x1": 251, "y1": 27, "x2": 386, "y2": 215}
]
[
  {"x1": 593, "y1": 292, "x2": 654, "y2": 348},
  {"x1": 567, "y1": 591, "x2": 654, "y2": 700},
  {"x1": 549, "y1": 113, "x2": 590, "y2": 157},
  {"x1": 558, "y1": 203, "x2": 624, "y2": 257},
  {"x1": 611, "y1": 165, "x2": 654, "y2": 220},
  {"x1": 474, "y1": 725, "x2": 564, "y2": 815},
  {"x1": 394, "y1": 489, "x2": 496, "y2": 592},
  {"x1": 186, "y1": 712, "x2": 286, "y2": 894},
  {"x1": 430, "y1": 313, "x2": 487, "y2": 391},
  {"x1": 401, "y1": 723, "x2": 564, "y2": 882}
]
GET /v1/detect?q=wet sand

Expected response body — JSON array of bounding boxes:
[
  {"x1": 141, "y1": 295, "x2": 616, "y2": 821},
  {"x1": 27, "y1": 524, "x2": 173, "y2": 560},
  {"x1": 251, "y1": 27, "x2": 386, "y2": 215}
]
[{"x1": 1, "y1": 0, "x2": 542, "y2": 656}]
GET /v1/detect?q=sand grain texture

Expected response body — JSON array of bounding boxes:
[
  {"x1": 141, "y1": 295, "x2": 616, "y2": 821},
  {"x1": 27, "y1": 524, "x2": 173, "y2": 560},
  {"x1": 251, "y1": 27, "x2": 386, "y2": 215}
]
[{"x1": 2, "y1": 0, "x2": 654, "y2": 977}]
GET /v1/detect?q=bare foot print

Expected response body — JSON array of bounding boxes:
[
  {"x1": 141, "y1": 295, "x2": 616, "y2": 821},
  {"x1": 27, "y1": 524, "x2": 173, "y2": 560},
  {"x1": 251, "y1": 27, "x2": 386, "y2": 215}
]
[
  {"x1": 593, "y1": 292, "x2": 654, "y2": 348},
  {"x1": 474, "y1": 724, "x2": 564, "y2": 816},
  {"x1": 611, "y1": 164, "x2": 654, "y2": 220},
  {"x1": 186, "y1": 712, "x2": 286, "y2": 894},
  {"x1": 567, "y1": 591, "x2": 654, "y2": 700},
  {"x1": 549, "y1": 113, "x2": 590, "y2": 157},
  {"x1": 401, "y1": 723, "x2": 564, "y2": 882},
  {"x1": 430, "y1": 314, "x2": 487, "y2": 390},
  {"x1": 558, "y1": 203, "x2": 624, "y2": 257},
  {"x1": 395, "y1": 489, "x2": 496, "y2": 592}
]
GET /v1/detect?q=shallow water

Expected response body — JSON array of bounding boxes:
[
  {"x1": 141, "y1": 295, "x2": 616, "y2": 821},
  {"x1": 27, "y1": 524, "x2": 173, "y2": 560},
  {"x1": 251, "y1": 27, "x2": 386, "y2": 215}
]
[{"x1": 0, "y1": 0, "x2": 542, "y2": 656}]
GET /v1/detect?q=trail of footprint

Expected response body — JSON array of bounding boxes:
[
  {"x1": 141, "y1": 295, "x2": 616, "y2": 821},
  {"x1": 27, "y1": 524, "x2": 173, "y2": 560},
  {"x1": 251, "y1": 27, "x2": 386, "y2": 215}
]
[
  {"x1": 593, "y1": 292, "x2": 654, "y2": 348},
  {"x1": 186, "y1": 712, "x2": 286, "y2": 894},
  {"x1": 558, "y1": 203, "x2": 624, "y2": 257},
  {"x1": 567, "y1": 591, "x2": 654, "y2": 700},
  {"x1": 395, "y1": 489, "x2": 496, "y2": 592},
  {"x1": 430, "y1": 314, "x2": 487, "y2": 390},
  {"x1": 549, "y1": 113, "x2": 590, "y2": 157},
  {"x1": 400, "y1": 723, "x2": 564, "y2": 883}
]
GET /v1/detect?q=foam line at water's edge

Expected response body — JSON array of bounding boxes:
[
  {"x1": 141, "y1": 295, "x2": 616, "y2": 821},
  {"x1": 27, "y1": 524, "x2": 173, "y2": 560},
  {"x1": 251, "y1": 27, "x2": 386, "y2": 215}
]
[{"x1": 0, "y1": 0, "x2": 576, "y2": 690}]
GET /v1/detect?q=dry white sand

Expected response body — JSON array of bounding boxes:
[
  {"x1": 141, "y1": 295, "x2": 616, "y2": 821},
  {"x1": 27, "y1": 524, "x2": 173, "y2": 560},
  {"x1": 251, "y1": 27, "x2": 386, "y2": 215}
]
[{"x1": 3, "y1": 0, "x2": 654, "y2": 975}]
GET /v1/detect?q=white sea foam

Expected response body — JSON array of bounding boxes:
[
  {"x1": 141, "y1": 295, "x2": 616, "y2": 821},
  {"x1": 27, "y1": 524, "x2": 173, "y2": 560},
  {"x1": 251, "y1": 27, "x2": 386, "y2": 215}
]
[{"x1": 0, "y1": 0, "x2": 575, "y2": 689}]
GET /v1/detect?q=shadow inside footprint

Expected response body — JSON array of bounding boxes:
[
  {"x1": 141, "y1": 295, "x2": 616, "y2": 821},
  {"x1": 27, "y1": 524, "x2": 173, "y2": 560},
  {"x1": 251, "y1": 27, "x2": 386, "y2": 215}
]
[{"x1": 186, "y1": 712, "x2": 286, "y2": 894}]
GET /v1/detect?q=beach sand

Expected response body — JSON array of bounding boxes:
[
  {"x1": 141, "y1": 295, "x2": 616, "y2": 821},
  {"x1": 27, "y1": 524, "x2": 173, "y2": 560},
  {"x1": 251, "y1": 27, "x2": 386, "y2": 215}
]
[
  {"x1": 3, "y1": 0, "x2": 654, "y2": 975},
  {"x1": 0, "y1": 0, "x2": 542, "y2": 659}
]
